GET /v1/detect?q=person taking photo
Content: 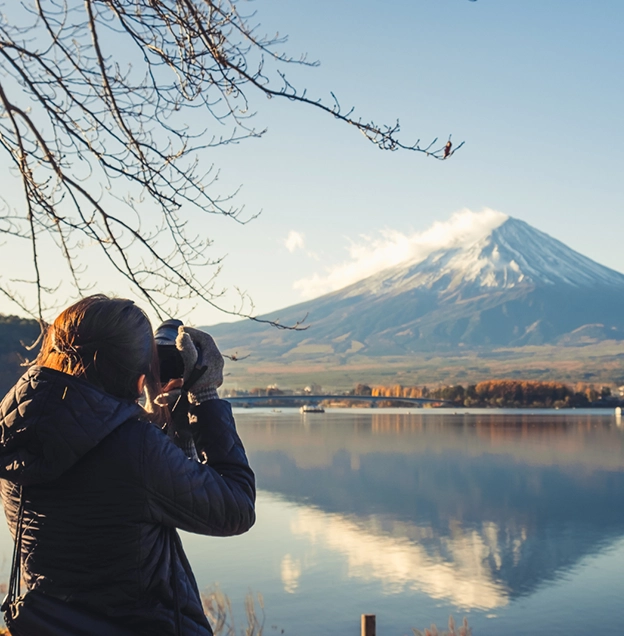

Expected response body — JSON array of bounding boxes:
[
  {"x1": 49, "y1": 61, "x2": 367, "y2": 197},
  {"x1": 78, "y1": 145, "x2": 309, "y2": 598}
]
[{"x1": 0, "y1": 294, "x2": 255, "y2": 635}]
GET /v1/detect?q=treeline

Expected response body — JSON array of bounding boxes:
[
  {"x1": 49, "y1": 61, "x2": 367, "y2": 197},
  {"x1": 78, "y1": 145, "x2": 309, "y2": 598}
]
[
  {"x1": 0, "y1": 315, "x2": 40, "y2": 396},
  {"x1": 353, "y1": 380, "x2": 615, "y2": 408}
]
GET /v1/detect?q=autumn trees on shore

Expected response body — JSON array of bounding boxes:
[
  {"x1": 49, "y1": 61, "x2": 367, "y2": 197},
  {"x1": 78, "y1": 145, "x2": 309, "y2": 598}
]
[{"x1": 357, "y1": 380, "x2": 615, "y2": 408}]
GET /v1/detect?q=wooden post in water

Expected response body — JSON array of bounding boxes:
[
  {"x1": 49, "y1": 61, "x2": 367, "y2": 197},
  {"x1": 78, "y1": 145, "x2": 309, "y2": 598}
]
[{"x1": 361, "y1": 614, "x2": 376, "y2": 636}]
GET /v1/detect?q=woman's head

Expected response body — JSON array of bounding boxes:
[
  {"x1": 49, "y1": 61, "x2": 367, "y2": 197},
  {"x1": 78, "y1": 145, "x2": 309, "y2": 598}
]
[{"x1": 37, "y1": 295, "x2": 160, "y2": 403}]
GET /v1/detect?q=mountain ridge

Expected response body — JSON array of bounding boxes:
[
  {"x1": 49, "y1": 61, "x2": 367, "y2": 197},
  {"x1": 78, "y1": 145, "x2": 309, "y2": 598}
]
[{"x1": 204, "y1": 217, "x2": 624, "y2": 366}]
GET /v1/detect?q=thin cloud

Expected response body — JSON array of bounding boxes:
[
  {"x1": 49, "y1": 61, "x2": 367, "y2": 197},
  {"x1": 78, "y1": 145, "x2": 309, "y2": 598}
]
[
  {"x1": 293, "y1": 209, "x2": 508, "y2": 299},
  {"x1": 284, "y1": 230, "x2": 305, "y2": 253}
]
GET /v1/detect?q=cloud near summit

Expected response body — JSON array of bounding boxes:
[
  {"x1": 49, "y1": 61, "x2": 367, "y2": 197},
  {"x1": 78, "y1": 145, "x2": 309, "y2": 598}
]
[{"x1": 293, "y1": 209, "x2": 508, "y2": 299}]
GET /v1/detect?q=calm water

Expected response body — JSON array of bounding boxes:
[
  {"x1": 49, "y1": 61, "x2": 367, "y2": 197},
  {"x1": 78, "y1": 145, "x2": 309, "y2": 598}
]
[{"x1": 2, "y1": 408, "x2": 624, "y2": 635}]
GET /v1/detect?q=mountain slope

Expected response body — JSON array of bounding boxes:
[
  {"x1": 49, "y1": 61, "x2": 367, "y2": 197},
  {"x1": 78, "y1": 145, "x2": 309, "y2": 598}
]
[{"x1": 205, "y1": 218, "x2": 624, "y2": 358}]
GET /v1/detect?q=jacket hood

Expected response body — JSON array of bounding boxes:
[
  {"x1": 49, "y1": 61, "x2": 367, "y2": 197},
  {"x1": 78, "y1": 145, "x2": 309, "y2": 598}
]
[{"x1": 0, "y1": 366, "x2": 144, "y2": 485}]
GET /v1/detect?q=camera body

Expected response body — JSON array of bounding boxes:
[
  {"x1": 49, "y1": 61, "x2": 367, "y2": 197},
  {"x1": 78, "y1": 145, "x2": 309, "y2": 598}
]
[{"x1": 154, "y1": 319, "x2": 185, "y2": 384}]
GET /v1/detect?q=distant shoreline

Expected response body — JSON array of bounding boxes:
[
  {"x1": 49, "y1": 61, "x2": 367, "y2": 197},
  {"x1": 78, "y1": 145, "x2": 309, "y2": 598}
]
[
  {"x1": 231, "y1": 403, "x2": 623, "y2": 412},
  {"x1": 224, "y1": 379, "x2": 624, "y2": 410}
]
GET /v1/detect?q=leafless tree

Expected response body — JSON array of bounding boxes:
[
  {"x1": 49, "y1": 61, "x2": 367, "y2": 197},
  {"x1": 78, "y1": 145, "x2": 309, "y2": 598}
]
[{"x1": 0, "y1": 0, "x2": 463, "y2": 325}]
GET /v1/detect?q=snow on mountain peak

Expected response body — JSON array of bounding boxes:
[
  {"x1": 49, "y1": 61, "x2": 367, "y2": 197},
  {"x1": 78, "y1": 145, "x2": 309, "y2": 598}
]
[
  {"x1": 482, "y1": 218, "x2": 624, "y2": 287},
  {"x1": 345, "y1": 217, "x2": 624, "y2": 297}
]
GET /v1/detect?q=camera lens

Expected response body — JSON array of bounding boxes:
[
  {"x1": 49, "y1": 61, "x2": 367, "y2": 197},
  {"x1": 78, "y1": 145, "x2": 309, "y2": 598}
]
[{"x1": 155, "y1": 319, "x2": 185, "y2": 384}]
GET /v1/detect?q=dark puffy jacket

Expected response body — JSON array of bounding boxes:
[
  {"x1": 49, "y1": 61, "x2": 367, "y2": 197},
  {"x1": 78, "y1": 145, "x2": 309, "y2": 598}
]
[{"x1": 0, "y1": 366, "x2": 255, "y2": 635}]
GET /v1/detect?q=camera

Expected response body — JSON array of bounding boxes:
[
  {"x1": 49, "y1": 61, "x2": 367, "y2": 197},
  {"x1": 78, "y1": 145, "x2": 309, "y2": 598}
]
[{"x1": 154, "y1": 319, "x2": 185, "y2": 384}]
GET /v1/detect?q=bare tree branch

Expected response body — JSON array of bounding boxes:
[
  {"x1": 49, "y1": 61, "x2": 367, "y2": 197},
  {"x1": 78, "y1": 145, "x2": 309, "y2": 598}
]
[{"x1": 0, "y1": 0, "x2": 464, "y2": 325}]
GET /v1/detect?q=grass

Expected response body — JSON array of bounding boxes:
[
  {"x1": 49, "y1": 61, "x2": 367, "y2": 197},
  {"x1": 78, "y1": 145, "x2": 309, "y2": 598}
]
[
  {"x1": 411, "y1": 616, "x2": 472, "y2": 636},
  {"x1": 202, "y1": 586, "x2": 265, "y2": 636}
]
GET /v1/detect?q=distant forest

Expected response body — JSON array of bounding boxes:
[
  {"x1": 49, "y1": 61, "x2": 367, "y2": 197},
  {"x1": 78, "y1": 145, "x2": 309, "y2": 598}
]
[
  {"x1": 0, "y1": 315, "x2": 40, "y2": 396},
  {"x1": 358, "y1": 380, "x2": 616, "y2": 408}
]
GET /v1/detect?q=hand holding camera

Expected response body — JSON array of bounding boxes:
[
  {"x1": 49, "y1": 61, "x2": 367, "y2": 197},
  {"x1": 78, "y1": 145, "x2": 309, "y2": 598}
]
[
  {"x1": 176, "y1": 326, "x2": 224, "y2": 403},
  {"x1": 154, "y1": 319, "x2": 224, "y2": 404}
]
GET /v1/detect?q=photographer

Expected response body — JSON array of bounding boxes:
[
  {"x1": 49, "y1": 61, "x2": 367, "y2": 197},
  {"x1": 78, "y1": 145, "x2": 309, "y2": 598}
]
[{"x1": 0, "y1": 295, "x2": 255, "y2": 635}]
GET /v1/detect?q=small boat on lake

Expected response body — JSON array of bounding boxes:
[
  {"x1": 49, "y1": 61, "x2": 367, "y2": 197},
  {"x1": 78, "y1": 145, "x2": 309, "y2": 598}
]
[{"x1": 300, "y1": 404, "x2": 325, "y2": 414}]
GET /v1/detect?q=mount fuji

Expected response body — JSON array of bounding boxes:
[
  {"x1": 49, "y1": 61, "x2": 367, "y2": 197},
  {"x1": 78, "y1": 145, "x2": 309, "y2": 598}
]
[{"x1": 205, "y1": 217, "x2": 624, "y2": 360}]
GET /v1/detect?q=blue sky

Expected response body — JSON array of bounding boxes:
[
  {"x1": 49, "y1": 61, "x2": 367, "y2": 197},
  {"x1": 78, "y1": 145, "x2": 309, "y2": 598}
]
[{"x1": 1, "y1": 0, "x2": 623, "y2": 325}]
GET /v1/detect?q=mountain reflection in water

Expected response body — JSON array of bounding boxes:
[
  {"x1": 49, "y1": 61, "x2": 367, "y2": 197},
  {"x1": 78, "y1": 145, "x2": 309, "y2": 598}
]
[
  {"x1": 238, "y1": 411, "x2": 624, "y2": 611},
  {"x1": 289, "y1": 505, "x2": 509, "y2": 609}
]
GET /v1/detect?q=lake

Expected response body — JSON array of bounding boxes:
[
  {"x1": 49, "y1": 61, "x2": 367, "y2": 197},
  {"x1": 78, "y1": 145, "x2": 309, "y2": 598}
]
[{"x1": 2, "y1": 408, "x2": 624, "y2": 635}]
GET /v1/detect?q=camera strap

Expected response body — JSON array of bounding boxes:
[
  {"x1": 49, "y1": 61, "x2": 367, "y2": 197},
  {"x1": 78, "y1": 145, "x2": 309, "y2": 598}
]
[{"x1": 2, "y1": 484, "x2": 25, "y2": 613}]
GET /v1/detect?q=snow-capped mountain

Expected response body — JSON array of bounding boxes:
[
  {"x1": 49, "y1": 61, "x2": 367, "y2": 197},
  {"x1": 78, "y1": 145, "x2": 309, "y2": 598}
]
[
  {"x1": 345, "y1": 218, "x2": 624, "y2": 297},
  {"x1": 206, "y1": 217, "x2": 624, "y2": 356}
]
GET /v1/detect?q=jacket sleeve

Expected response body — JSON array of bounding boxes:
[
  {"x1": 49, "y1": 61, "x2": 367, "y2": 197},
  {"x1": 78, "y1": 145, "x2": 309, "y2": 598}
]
[{"x1": 142, "y1": 399, "x2": 255, "y2": 536}]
